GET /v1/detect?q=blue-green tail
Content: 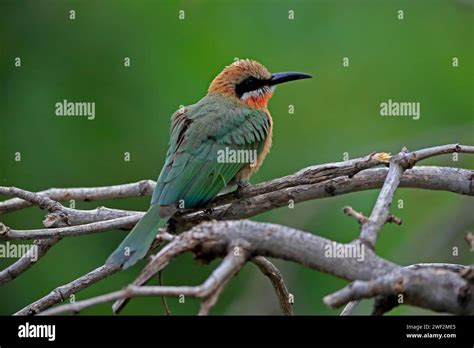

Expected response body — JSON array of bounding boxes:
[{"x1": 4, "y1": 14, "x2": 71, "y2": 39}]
[{"x1": 106, "y1": 204, "x2": 167, "y2": 269}]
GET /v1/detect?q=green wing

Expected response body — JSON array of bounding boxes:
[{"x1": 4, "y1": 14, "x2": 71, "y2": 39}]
[{"x1": 151, "y1": 94, "x2": 269, "y2": 209}]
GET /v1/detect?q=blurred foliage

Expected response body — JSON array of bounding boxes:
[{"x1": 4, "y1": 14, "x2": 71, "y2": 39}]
[{"x1": 0, "y1": 0, "x2": 473, "y2": 315}]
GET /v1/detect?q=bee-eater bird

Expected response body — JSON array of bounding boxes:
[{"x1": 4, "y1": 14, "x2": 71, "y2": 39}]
[{"x1": 106, "y1": 59, "x2": 311, "y2": 269}]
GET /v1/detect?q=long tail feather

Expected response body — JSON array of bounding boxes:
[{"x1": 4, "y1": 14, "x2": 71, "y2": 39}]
[{"x1": 106, "y1": 204, "x2": 167, "y2": 269}]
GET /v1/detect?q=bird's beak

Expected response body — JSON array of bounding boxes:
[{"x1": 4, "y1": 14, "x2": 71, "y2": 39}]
[{"x1": 268, "y1": 72, "x2": 312, "y2": 86}]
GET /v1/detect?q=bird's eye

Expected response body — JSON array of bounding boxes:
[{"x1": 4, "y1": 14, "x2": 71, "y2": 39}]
[{"x1": 235, "y1": 76, "x2": 266, "y2": 98}]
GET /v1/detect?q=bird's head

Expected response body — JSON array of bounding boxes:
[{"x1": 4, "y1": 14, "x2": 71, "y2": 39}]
[{"x1": 208, "y1": 59, "x2": 311, "y2": 109}]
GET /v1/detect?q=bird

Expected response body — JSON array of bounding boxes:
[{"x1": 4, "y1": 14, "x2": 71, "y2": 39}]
[{"x1": 106, "y1": 59, "x2": 311, "y2": 269}]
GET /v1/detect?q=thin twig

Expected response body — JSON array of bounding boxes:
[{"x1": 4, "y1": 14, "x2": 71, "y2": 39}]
[
  {"x1": 15, "y1": 264, "x2": 120, "y2": 315},
  {"x1": 158, "y1": 271, "x2": 171, "y2": 315},
  {"x1": 342, "y1": 207, "x2": 368, "y2": 224},
  {"x1": 1, "y1": 215, "x2": 141, "y2": 240},
  {"x1": 343, "y1": 207, "x2": 402, "y2": 227},
  {"x1": 39, "y1": 285, "x2": 202, "y2": 316},
  {"x1": 198, "y1": 250, "x2": 248, "y2": 315},
  {"x1": 358, "y1": 144, "x2": 474, "y2": 247},
  {"x1": 112, "y1": 234, "x2": 202, "y2": 314},
  {"x1": 39, "y1": 250, "x2": 247, "y2": 316},
  {"x1": 0, "y1": 180, "x2": 156, "y2": 215},
  {"x1": 340, "y1": 301, "x2": 360, "y2": 316},
  {"x1": 0, "y1": 238, "x2": 59, "y2": 286},
  {"x1": 358, "y1": 148, "x2": 407, "y2": 247},
  {"x1": 252, "y1": 256, "x2": 293, "y2": 315},
  {"x1": 0, "y1": 187, "x2": 64, "y2": 213}
]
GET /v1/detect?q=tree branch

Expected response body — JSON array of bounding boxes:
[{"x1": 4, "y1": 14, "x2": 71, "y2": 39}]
[
  {"x1": 38, "y1": 250, "x2": 247, "y2": 316},
  {"x1": 0, "y1": 180, "x2": 155, "y2": 215},
  {"x1": 1, "y1": 166, "x2": 471, "y2": 242},
  {"x1": 2, "y1": 144, "x2": 472, "y2": 316},
  {"x1": 29, "y1": 220, "x2": 474, "y2": 316},
  {"x1": 252, "y1": 256, "x2": 294, "y2": 315},
  {"x1": 358, "y1": 144, "x2": 473, "y2": 248},
  {"x1": 340, "y1": 301, "x2": 360, "y2": 316},
  {"x1": 15, "y1": 264, "x2": 120, "y2": 315},
  {"x1": 0, "y1": 238, "x2": 59, "y2": 286},
  {"x1": 323, "y1": 267, "x2": 473, "y2": 315}
]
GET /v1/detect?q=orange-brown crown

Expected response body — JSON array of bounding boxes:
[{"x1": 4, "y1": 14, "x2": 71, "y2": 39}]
[{"x1": 208, "y1": 59, "x2": 273, "y2": 109}]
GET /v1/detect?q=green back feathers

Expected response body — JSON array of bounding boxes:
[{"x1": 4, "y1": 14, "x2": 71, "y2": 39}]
[
  {"x1": 107, "y1": 94, "x2": 270, "y2": 270},
  {"x1": 152, "y1": 94, "x2": 269, "y2": 209}
]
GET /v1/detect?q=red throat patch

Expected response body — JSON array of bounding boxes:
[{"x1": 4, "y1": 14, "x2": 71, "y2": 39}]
[{"x1": 243, "y1": 91, "x2": 273, "y2": 109}]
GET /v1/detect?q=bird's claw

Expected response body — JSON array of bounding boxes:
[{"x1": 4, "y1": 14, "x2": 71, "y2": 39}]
[{"x1": 236, "y1": 181, "x2": 251, "y2": 199}]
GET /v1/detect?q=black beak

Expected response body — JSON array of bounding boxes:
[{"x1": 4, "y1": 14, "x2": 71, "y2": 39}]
[{"x1": 269, "y1": 72, "x2": 312, "y2": 86}]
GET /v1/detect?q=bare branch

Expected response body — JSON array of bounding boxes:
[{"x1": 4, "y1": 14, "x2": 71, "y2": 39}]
[
  {"x1": 4, "y1": 144, "x2": 473, "y2": 316},
  {"x1": 405, "y1": 263, "x2": 470, "y2": 273},
  {"x1": 111, "y1": 233, "x2": 204, "y2": 313},
  {"x1": 405, "y1": 143, "x2": 474, "y2": 164},
  {"x1": 198, "y1": 250, "x2": 248, "y2": 315},
  {"x1": 0, "y1": 180, "x2": 155, "y2": 215},
  {"x1": 334, "y1": 145, "x2": 473, "y2": 313},
  {"x1": 39, "y1": 285, "x2": 201, "y2": 316},
  {"x1": 386, "y1": 213, "x2": 402, "y2": 225},
  {"x1": 343, "y1": 206, "x2": 402, "y2": 227},
  {"x1": 39, "y1": 250, "x2": 247, "y2": 316},
  {"x1": 340, "y1": 301, "x2": 360, "y2": 316},
  {"x1": 15, "y1": 264, "x2": 120, "y2": 316},
  {"x1": 252, "y1": 256, "x2": 293, "y2": 315},
  {"x1": 15, "y1": 218, "x2": 474, "y2": 316},
  {"x1": 339, "y1": 200, "x2": 402, "y2": 315},
  {"x1": 0, "y1": 238, "x2": 59, "y2": 286},
  {"x1": 335, "y1": 263, "x2": 472, "y2": 315},
  {"x1": 157, "y1": 271, "x2": 171, "y2": 315},
  {"x1": 1, "y1": 215, "x2": 141, "y2": 240},
  {"x1": 358, "y1": 149, "x2": 406, "y2": 247},
  {"x1": 3, "y1": 144, "x2": 469, "y2": 216},
  {"x1": 323, "y1": 267, "x2": 473, "y2": 315},
  {"x1": 343, "y1": 206, "x2": 369, "y2": 224},
  {"x1": 460, "y1": 266, "x2": 474, "y2": 283},
  {"x1": 0, "y1": 154, "x2": 388, "y2": 216},
  {"x1": 45, "y1": 206, "x2": 142, "y2": 227},
  {"x1": 356, "y1": 145, "x2": 473, "y2": 248},
  {"x1": 176, "y1": 166, "x2": 473, "y2": 230},
  {"x1": 208, "y1": 152, "x2": 391, "y2": 206},
  {"x1": 0, "y1": 187, "x2": 64, "y2": 213},
  {"x1": 151, "y1": 221, "x2": 474, "y2": 314},
  {"x1": 2, "y1": 166, "x2": 469, "y2": 242}
]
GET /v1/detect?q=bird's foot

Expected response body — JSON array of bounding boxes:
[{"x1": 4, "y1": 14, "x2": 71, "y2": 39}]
[
  {"x1": 204, "y1": 207, "x2": 214, "y2": 216},
  {"x1": 236, "y1": 180, "x2": 251, "y2": 199}
]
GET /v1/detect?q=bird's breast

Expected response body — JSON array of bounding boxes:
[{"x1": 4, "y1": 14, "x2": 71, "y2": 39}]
[
  {"x1": 256, "y1": 109, "x2": 273, "y2": 169},
  {"x1": 235, "y1": 109, "x2": 273, "y2": 183}
]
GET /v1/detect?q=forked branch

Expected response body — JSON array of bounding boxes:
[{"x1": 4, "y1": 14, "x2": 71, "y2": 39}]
[{"x1": 1, "y1": 144, "x2": 472, "y2": 316}]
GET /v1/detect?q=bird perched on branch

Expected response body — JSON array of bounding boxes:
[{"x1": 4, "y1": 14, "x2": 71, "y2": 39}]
[{"x1": 106, "y1": 59, "x2": 311, "y2": 269}]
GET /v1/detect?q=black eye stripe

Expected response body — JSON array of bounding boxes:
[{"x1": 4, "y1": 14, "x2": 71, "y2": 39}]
[{"x1": 235, "y1": 77, "x2": 268, "y2": 98}]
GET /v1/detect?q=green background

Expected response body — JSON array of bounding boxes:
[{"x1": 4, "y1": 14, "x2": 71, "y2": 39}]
[{"x1": 0, "y1": 0, "x2": 473, "y2": 315}]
